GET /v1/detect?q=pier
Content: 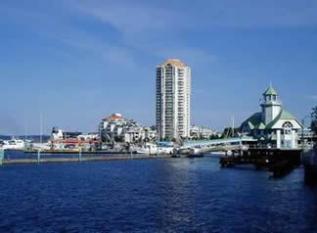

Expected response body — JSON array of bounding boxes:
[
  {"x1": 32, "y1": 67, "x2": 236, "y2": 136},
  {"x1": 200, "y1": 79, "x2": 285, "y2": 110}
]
[{"x1": 219, "y1": 147, "x2": 301, "y2": 177}]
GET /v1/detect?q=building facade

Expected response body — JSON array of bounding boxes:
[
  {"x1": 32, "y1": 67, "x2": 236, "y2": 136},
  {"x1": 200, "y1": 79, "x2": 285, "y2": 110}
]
[
  {"x1": 240, "y1": 86, "x2": 302, "y2": 149},
  {"x1": 99, "y1": 113, "x2": 156, "y2": 143},
  {"x1": 190, "y1": 125, "x2": 217, "y2": 140},
  {"x1": 50, "y1": 127, "x2": 99, "y2": 151},
  {"x1": 156, "y1": 59, "x2": 191, "y2": 140}
]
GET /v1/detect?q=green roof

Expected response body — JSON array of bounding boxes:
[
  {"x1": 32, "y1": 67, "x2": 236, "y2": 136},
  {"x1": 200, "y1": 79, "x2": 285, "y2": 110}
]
[
  {"x1": 241, "y1": 109, "x2": 301, "y2": 130},
  {"x1": 241, "y1": 112, "x2": 263, "y2": 130},
  {"x1": 265, "y1": 109, "x2": 298, "y2": 129},
  {"x1": 263, "y1": 86, "x2": 278, "y2": 96}
]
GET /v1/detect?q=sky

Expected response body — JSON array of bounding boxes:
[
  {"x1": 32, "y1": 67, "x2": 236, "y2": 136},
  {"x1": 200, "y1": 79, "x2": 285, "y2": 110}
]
[{"x1": 0, "y1": 0, "x2": 317, "y2": 135}]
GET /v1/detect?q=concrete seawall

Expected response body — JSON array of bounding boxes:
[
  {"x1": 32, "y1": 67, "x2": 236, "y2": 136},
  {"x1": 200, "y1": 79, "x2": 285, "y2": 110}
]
[{"x1": 1, "y1": 152, "x2": 171, "y2": 165}]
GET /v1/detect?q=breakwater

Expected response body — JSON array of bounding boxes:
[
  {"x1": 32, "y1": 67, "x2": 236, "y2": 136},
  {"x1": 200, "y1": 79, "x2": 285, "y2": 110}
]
[{"x1": 1, "y1": 150, "x2": 169, "y2": 165}]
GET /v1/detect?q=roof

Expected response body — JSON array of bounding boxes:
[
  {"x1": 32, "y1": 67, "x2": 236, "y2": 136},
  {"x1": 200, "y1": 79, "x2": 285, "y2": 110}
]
[
  {"x1": 160, "y1": 59, "x2": 187, "y2": 68},
  {"x1": 266, "y1": 109, "x2": 299, "y2": 129},
  {"x1": 241, "y1": 112, "x2": 263, "y2": 130},
  {"x1": 103, "y1": 113, "x2": 123, "y2": 122},
  {"x1": 241, "y1": 109, "x2": 301, "y2": 130},
  {"x1": 263, "y1": 86, "x2": 278, "y2": 96}
]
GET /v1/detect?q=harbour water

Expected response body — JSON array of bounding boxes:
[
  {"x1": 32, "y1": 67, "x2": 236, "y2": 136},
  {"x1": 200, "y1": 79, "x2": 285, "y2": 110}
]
[{"x1": 0, "y1": 155, "x2": 316, "y2": 232}]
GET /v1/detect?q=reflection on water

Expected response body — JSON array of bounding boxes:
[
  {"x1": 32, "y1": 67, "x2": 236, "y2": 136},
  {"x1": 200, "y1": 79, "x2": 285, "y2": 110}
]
[{"x1": 0, "y1": 156, "x2": 316, "y2": 232}]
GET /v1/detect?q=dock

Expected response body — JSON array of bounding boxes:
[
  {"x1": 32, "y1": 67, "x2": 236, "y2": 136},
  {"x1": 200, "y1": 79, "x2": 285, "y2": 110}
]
[{"x1": 220, "y1": 148, "x2": 301, "y2": 177}]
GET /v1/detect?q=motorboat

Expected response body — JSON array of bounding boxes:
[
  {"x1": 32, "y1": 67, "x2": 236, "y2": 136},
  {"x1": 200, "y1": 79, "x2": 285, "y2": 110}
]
[
  {"x1": 132, "y1": 143, "x2": 173, "y2": 155},
  {"x1": 1, "y1": 138, "x2": 25, "y2": 150}
]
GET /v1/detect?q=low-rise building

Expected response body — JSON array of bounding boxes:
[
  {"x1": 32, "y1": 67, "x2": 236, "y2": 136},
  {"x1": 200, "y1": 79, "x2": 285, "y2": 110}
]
[
  {"x1": 190, "y1": 126, "x2": 217, "y2": 139},
  {"x1": 50, "y1": 127, "x2": 99, "y2": 151},
  {"x1": 240, "y1": 86, "x2": 302, "y2": 149},
  {"x1": 99, "y1": 113, "x2": 157, "y2": 144}
]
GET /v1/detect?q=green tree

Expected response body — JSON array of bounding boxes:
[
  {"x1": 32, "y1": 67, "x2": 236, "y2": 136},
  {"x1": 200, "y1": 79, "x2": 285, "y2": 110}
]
[{"x1": 311, "y1": 106, "x2": 317, "y2": 135}]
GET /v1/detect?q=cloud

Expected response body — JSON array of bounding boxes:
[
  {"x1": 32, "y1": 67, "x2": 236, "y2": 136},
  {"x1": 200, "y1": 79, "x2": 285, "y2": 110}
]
[
  {"x1": 73, "y1": 0, "x2": 317, "y2": 36},
  {"x1": 73, "y1": 1, "x2": 182, "y2": 34}
]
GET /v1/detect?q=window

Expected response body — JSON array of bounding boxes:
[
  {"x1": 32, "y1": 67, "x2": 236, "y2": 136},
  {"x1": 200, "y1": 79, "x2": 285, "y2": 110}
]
[{"x1": 282, "y1": 121, "x2": 293, "y2": 135}]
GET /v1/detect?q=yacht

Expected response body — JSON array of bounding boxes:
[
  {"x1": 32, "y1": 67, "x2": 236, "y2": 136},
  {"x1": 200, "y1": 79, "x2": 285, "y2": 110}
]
[
  {"x1": 132, "y1": 143, "x2": 173, "y2": 155},
  {"x1": 1, "y1": 138, "x2": 25, "y2": 150}
]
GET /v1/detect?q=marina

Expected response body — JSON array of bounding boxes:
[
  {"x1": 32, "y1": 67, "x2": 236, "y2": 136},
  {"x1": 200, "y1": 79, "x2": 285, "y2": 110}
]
[
  {"x1": 1, "y1": 85, "x2": 314, "y2": 189},
  {"x1": 1, "y1": 1, "x2": 317, "y2": 232}
]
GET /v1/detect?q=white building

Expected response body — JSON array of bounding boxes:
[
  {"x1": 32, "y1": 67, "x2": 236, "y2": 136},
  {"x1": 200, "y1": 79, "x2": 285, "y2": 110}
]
[
  {"x1": 190, "y1": 126, "x2": 217, "y2": 139},
  {"x1": 156, "y1": 59, "x2": 191, "y2": 140},
  {"x1": 240, "y1": 86, "x2": 302, "y2": 149},
  {"x1": 99, "y1": 113, "x2": 156, "y2": 143}
]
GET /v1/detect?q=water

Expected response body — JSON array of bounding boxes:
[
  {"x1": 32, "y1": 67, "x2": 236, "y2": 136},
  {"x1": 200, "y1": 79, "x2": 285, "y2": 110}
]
[{"x1": 0, "y1": 156, "x2": 316, "y2": 233}]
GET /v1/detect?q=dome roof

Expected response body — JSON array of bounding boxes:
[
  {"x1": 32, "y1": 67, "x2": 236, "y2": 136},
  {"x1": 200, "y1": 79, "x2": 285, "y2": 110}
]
[
  {"x1": 160, "y1": 59, "x2": 187, "y2": 68},
  {"x1": 103, "y1": 113, "x2": 123, "y2": 122}
]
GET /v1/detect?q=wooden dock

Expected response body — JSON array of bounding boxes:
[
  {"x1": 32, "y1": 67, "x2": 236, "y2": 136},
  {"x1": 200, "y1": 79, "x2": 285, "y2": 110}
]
[{"x1": 220, "y1": 148, "x2": 301, "y2": 177}]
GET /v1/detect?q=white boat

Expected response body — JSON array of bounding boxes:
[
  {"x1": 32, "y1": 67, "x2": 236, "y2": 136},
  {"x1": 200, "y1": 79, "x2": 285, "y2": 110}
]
[
  {"x1": 132, "y1": 143, "x2": 173, "y2": 155},
  {"x1": 1, "y1": 138, "x2": 25, "y2": 150},
  {"x1": 31, "y1": 142, "x2": 51, "y2": 151}
]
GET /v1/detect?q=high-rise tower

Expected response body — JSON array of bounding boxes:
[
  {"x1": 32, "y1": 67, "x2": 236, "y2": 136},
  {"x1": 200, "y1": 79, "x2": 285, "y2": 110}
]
[{"x1": 156, "y1": 59, "x2": 191, "y2": 140}]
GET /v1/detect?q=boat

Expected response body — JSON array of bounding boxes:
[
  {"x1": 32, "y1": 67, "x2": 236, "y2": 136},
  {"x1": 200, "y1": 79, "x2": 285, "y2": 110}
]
[
  {"x1": 132, "y1": 143, "x2": 173, "y2": 155},
  {"x1": 186, "y1": 147, "x2": 205, "y2": 158},
  {"x1": 0, "y1": 138, "x2": 25, "y2": 150}
]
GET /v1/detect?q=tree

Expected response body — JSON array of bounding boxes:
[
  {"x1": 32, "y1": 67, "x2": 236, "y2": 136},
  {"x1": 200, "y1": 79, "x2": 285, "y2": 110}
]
[{"x1": 311, "y1": 106, "x2": 317, "y2": 135}]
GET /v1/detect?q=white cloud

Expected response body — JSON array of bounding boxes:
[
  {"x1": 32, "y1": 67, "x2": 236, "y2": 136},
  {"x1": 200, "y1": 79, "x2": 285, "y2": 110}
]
[
  {"x1": 72, "y1": 0, "x2": 317, "y2": 36},
  {"x1": 73, "y1": 1, "x2": 182, "y2": 34}
]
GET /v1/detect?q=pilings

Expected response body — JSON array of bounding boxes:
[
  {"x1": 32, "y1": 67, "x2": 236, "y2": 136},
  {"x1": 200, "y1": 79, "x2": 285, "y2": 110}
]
[
  {"x1": 37, "y1": 149, "x2": 41, "y2": 164},
  {"x1": 220, "y1": 148, "x2": 301, "y2": 177},
  {"x1": 78, "y1": 148, "x2": 82, "y2": 162},
  {"x1": 0, "y1": 149, "x2": 4, "y2": 166}
]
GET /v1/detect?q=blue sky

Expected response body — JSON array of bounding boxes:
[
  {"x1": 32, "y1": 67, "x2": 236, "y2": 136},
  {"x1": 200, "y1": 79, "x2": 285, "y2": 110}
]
[{"x1": 0, "y1": 0, "x2": 317, "y2": 135}]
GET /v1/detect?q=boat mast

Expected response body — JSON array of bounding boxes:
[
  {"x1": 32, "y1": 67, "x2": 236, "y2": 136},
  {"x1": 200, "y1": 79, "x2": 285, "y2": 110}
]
[
  {"x1": 40, "y1": 112, "x2": 43, "y2": 144},
  {"x1": 232, "y1": 115, "x2": 235, "y2": 137}
]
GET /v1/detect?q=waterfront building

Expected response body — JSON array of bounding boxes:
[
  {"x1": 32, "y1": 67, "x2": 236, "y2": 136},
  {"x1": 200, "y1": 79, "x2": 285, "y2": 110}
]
[
  {"x1": 240, "y1": 86, "x2": 302, "y2": 149},
  {"x1": 190, "y1": 125, "x2": 218, "y2": 139},
  {"x1": 50, "y1": 127, "x2": 99, "y2": 151},
  {"x1": 99, "y1": 113, "x2": 156, "y2": 143},
  {"x1": 156, "y1": 59, "x2": 191, "y2": 140}
]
